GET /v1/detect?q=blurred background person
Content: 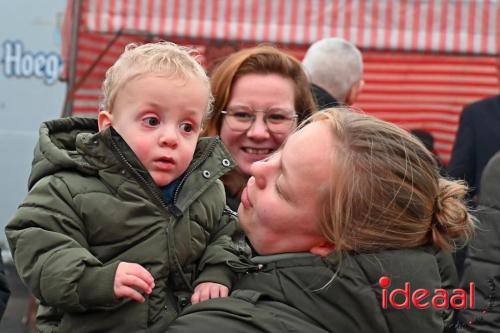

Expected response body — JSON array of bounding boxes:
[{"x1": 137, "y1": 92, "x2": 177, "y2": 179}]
[
  {"x1": 410, "y1": 129, "x2": 445, "y2": 175},
  {"x1": 447, "y1": 94, "x2": 500, "y2": 204},
  {"x1": 204, "y1": 45, "x2": 316, "y2": 211},
  {"x1": 302, "y1": 37, "x2": 364, "y2": 109}
]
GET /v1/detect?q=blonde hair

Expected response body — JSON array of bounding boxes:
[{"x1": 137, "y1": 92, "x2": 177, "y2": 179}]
[
  {"x1": 101, "y1": 42, "x2": 213, "y2": 117},
  {"x1": 309, "y1": 108, "x2": 474, "y2": 254}
]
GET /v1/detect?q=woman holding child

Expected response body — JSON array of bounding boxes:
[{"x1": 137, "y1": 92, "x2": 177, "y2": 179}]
[
  {"x1": 204, "y1": 45, "x2": 316, "y2": 210},
  {"x1": 167, "y1": 108, "x2": 474, "y2": 332}
]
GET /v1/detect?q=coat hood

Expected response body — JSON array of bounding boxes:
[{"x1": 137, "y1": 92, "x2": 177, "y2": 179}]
[{"x1": 29, "y1": 117, "x2": 100, "y2": 189}]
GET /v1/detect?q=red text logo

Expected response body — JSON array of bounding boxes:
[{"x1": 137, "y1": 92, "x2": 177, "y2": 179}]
[{"x1": 379, "y1": 276, "x2": 475, "y2": 309}]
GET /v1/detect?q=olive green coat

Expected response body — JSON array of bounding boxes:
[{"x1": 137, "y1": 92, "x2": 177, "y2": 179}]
[
  {"x1": 5, "y1": 117, "x2": 244, "y2": 333},
  {"x1": 167, "y1": 248, "x2": 458, "y2": 333}
]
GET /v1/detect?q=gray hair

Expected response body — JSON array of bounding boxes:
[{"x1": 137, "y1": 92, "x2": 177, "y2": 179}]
[{"x1": 302, "y1": 38, "x2": 363, "y2": 103}]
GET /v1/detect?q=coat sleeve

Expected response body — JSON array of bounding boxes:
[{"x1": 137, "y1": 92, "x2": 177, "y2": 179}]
[
  {"x1": 447, "y1": 106, "x2": 476, "y2": 190},
  {"x1": 5, "y1": 175, "x2": 119, "y2": 312},
  {"x1": 193, "y1": 206, "x2": 250, "y2": 289}
]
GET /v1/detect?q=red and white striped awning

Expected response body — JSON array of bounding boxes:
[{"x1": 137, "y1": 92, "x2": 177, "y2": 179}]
[
  {"x1": 62, "y1": 0, "x2": 500, "y2": 164},
  {"x1": 82, "y1": 0, "x2": 499, "y2": 55}
]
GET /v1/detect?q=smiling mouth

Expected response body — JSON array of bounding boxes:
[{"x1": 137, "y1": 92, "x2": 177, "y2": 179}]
[{"x1": 242, "y1": 147, "x2": 274, "y2": 155}]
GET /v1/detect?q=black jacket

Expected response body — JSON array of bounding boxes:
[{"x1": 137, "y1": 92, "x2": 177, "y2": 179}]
[
  {"x1": 448, "y1": 95, "x2": 500, "y2": 199},
  {"x1": 167, "y1": 248, "x2": 457, "y2": 333},
  {"x1": 310, "y1": 83, "x2": 339, "y2": 110},
  {"x1": 457, "y1": 151, "x2": 500, "y2": 332}
]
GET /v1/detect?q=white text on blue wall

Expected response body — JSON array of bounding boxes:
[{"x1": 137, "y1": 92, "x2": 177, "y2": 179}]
[{"x1": 1, "y1": 40, "x2": 63, "y2": 85}]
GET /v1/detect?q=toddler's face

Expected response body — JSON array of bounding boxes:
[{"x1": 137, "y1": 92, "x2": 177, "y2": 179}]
[{"x1": 99, "y1": 74, "x2": 208, "y2": 187}]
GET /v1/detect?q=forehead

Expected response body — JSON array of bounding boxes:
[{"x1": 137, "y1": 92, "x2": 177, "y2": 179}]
[{"x1": 282, "y1": 121, "x2": 333, "y2": 186}]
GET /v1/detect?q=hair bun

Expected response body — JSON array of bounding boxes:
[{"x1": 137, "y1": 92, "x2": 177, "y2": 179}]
[{"x1": 431, "y1": 178, "x2": 474, "y2": 250}]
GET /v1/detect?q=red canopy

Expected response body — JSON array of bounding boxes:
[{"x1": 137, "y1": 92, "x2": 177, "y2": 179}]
[{"x1": 62, "y1": 0, "x2": 500, "y2": 163}]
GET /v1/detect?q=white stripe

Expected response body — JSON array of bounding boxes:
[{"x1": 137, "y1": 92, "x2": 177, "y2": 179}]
[
  {"x1": 215, "y1": 0, "x2": 226, "y2": 39},
  {"x1": 202, "y1": 0, "x2": 213, "y2": 39},
  {"x1": 111, "y1": 0, "x2": 121, "y2": 31},
  {"x1": 375, "y1": 0, "x2": 385, "y2": 49},
  {"x1": 363, "y1": 0, "x2": 372, "y2": 46},
  {"x1": 444, "y1": 2, "x2": 454, "y2": 52},
  {"x1": 189, "y1": 0, "x2": 200, "y2": 39},
  {"x1": 431, "y1": 0, "x2": 441, "y2": 52},
  {"x1": 149, "y1": 0, "x2": 160, "y2": 35},
  {"x1": 390, "y1": 0, "x2": 399, "y2": 49},
  {"x1": 295, "y1": 0, "x2": 305, "y2": 44},
  {"x1": 336, "y1": 0, "x2": 345, "y2": 40},
  {"x1": 127, "y1": 0, "x2": 135, "y2": 30},
  {"x1": 241, "y1": 0, "x2": 252, "y2": 42},
  {"x1": 459, "y1": 1, "x2": 469, "y2": 53},
  {"x1": 100, "y1": 0, "x2": 109, "y2": 32},
  {"x1": 268, "y1": 0, "x2": 279, "y2": 41},
  {"x1": 282, "y1": 0, "x2": 293, "y2": 42},
  {"x1": 227, "y1": 0, "x2": 238, "y2": 41},
  {"x1": 87, "y1": 0, "x2": 97, "y2": 31},
  {"x1": 473, "y1": 1, "x2": 483, "y2": 53},
  {"x1": 177, "y1": 0, "x2": 187, "y2": 37},
  {"x1": 322, "y1": 0, "x2": 333, "y2": 40},
  {"x1": 363, "y1": 111, "x2": 460, "y2": 122},
  {"x1": 255, "y1": 0, "x2": 266, "y2": 42},
  {"x1": 486, "y1": 0, "x2": 498, "y2": 54},
  {"x1": 308, "y1": 0, "x2": 319, "y2": 42},
  {"x1": 403, "y1": 1, "x2": 414, "y2": 51},
  {"x1": 350, "y1": 0, "x2": 359, "y2": 45},
  {"x1": 417, "y1": 1, "x2": 427, "y2": 50}
]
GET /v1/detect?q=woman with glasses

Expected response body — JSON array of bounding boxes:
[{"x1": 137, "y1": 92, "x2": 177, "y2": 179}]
[{"x1": 204, "y1": 45, "x2": 316, "y2": 211}]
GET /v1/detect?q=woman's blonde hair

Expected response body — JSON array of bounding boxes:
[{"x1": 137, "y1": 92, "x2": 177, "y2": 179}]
[
  {"x1": 309, "y1": 108, "x2": 474, "y2": 253},
  {"x1": 203, "y1": 44, "x2": 316, "y2": 136},
  {"x1": 101, "y1": 42, "x2": 213, "y2": 117}
]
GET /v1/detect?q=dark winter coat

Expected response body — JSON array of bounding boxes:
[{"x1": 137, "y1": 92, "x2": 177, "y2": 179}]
[
  {"x1": 448, "y1": 94, "x2": 500, "y2": 199},
  {"x1": 167, "y1": 248, "x2": 458, "y2": 333},
  {"x1": 457, "y1": 151, "x2": 500, "y2": 332},
  {"x1": 5, "y1": 117, "x2": 244, "y2": 333}
]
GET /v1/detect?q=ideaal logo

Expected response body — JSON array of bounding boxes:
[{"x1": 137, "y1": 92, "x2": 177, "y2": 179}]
[
  {"x1": 379, "y1": 276, "x2": 475, "y2": 309},
  {"x1": 1, "y1": 40, "x2": 63, "y2": 85}
]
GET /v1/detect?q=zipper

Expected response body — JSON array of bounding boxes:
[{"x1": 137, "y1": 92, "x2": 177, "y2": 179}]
[{"x1": 109, "y1": 138, "x2": 170, "y2": 213}]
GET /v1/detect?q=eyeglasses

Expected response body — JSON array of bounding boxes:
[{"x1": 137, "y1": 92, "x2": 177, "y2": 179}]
[{"x1": 221, "y1": 106, "x2": 298, "y2": 134}]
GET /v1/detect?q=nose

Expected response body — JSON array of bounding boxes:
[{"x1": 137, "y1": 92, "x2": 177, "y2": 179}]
[
  {"x1": 246, "y1": 116, "x2": 270, "y2": 140},
  {"x1": 250, "y1": 160, "x2": 267, "y2": 189},
  {"x1": 159, "y1": 127, "x2": 178, "y2": 148}
]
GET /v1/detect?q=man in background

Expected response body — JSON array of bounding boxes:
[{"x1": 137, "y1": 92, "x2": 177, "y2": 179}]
[
  {"x1": 302, "y1": 37, "x2": 364, "y2": 109},
  {"x1": 448, "y1": 94, "x2": 500, "y2": 203}
]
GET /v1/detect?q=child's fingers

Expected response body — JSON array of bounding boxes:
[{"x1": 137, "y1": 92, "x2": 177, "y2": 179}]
[
  {"x1": 122, "y1": 274, "x2": 153, "y2": 294},
  {"x1": 219, "y1": 286, "x2": 229, "y2": 298},
  {"x1": 127, "y1": 263, "x2": 155, "y2": 287},
  {"x1": 191, "y1": 291, "x2": 201, "y2": 305},
  {"x1": 117, "y1": 285, "x2": 146, "y2": 303}
]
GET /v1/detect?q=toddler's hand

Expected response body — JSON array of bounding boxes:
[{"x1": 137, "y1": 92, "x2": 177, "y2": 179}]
[
  {"x1": 114, "y1": 262, "x2": 155, "y2": 303},
  {"x1": 191, "y1": 282, "x2": 229, "y2": 304}
]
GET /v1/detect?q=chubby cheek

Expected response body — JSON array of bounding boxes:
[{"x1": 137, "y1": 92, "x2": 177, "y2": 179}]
[
  {"x1": 126, "y1": 139, "x2": 152, "y2": 165},
  {"x1": 220, "y1": 124, "x2": 241, "y2": 156}
]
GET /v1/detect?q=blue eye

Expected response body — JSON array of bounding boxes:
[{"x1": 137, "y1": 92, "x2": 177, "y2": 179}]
[{"x1": 143, "y1": 117, "x2": 159, "y2": 126}]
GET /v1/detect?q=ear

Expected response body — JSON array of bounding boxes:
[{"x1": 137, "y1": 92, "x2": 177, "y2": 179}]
[
  {"x1": 98, "y1": 110, "x2": 113, "y2": 131},
  {"x1": 345, "y1": 79, "x2": 364, "y2": 105},
  {"x1": 310, "y1": 242, "x2": 336, "y2": 257}
]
